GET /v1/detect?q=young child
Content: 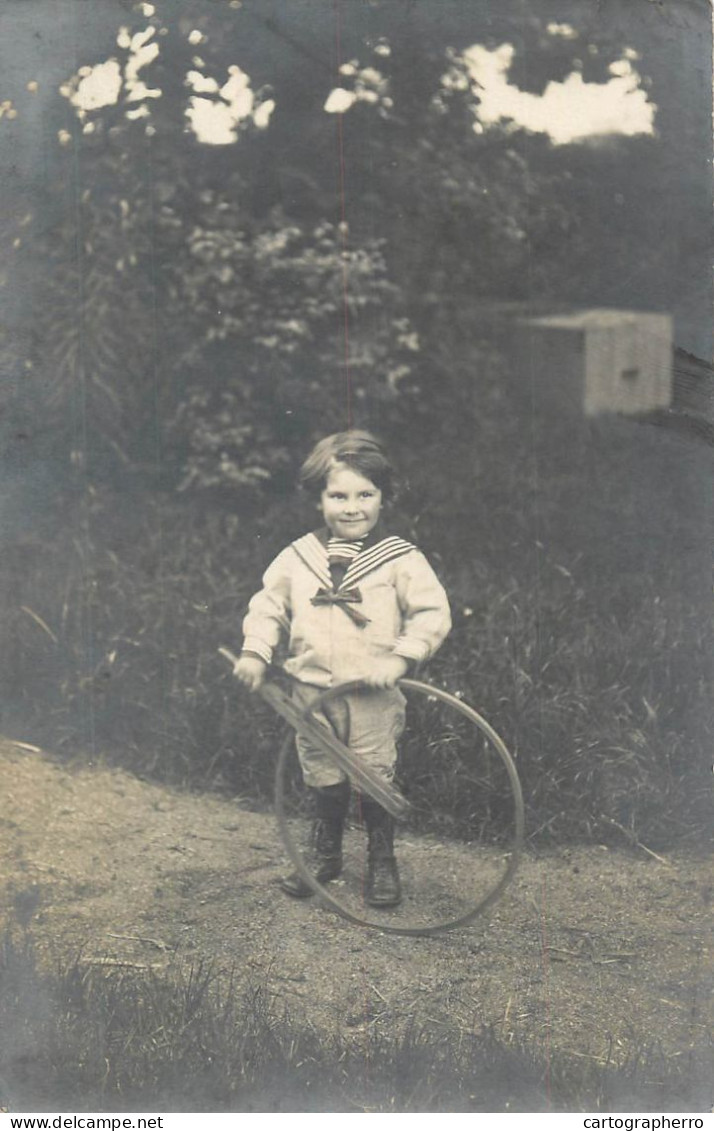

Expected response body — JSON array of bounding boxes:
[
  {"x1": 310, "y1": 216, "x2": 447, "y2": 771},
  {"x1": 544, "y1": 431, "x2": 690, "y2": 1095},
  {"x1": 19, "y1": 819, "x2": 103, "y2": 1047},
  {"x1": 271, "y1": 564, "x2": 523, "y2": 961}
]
[{"x1": 233, "y1": 430, "x2": 451, "y2": 907}]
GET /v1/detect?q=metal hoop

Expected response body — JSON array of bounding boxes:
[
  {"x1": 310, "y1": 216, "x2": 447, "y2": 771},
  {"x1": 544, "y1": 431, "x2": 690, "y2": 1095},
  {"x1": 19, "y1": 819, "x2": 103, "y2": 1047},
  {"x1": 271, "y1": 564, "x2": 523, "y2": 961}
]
[{"x1": 275, "y1": 678, "x2": 525, "y2": 937}]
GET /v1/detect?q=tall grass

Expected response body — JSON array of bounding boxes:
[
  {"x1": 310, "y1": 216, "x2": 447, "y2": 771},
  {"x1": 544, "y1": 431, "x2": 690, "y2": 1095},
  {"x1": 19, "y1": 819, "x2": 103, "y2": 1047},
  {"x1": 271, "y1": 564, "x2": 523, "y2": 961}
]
[{"x1": 0, "y1": 934, "x2": 708, "y2": 1113}]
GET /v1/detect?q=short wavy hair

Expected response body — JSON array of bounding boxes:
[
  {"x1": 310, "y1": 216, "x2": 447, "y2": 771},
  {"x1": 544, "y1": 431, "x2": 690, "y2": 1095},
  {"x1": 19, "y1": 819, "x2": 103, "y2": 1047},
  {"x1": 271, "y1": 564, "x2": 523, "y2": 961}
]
[{"x1": 299, "y1": 430, "x2": 395, "y2": 501}]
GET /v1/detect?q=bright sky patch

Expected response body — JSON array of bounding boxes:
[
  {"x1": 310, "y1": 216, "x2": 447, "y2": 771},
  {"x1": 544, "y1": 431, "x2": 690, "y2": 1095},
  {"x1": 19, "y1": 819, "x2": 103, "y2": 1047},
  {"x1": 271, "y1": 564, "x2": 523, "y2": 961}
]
[
  {"x1": 64, "y1": 59, "x2": 122, "y2": 115},
  {"x1": 546, "y1": 22, "x2": 578, "y2": 39},
  {"x1": 324, "y1": 54, "x2": 390, "y2": 115},
  {"x1": 62, "y1": 26, "x2": 160, "y2": 119},
  {"x1": 462, "y1": 43, "x2": 656, "y2": 145},
  {"x1": 185, "y1": 64, "x2": 273, "y2": 144},
  {"x1": 60, "y1": 22, "x2": 274, "y2": 144}
]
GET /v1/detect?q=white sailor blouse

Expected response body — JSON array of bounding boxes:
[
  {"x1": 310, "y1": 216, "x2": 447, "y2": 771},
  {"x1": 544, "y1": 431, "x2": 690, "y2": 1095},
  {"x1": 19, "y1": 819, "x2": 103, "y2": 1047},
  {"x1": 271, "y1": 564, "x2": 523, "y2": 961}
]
[{"x1": 241, "y1": 528, "x2": 452, "y2": 687}]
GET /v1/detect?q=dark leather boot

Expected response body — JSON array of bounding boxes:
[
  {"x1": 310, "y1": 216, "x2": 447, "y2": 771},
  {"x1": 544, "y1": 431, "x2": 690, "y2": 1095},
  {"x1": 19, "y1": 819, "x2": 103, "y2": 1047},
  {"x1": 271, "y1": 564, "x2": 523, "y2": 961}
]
[
  {"x1": 361, "y1": 797, "x2": 402, "y2": 908},
  {"x1": 279, "y1": 780, "x2": 350, "y2": 898}
]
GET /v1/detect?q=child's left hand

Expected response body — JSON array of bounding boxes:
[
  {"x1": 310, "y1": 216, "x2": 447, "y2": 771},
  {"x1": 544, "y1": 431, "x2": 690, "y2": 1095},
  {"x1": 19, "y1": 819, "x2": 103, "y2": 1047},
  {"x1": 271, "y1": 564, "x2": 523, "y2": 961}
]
[{"x1": 360, "y1": 655, "x2": 409, "y2": 689}]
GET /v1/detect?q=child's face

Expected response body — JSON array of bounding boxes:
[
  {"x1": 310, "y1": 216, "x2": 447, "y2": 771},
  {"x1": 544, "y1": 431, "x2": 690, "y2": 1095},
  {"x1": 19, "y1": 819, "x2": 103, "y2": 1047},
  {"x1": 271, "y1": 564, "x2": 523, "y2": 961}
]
[{"x1": 319, "y1": 464, "x2": 382, "y2": 540}]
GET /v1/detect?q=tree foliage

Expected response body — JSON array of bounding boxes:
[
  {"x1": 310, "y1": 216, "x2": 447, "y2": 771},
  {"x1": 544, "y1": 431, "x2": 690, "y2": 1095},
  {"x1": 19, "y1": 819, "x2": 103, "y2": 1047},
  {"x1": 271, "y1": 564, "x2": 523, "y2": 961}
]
[
  {"x1": 169, "y1": 202, "x2": 419, "y2": 493},
  {"x1": 15, "y1": 0, "x2": 691, "y2": 498}
]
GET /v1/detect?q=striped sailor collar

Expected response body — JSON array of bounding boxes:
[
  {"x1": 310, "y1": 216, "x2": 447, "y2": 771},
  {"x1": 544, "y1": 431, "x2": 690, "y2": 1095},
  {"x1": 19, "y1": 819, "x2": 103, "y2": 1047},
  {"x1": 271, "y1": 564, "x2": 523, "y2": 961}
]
[{"x1": 291, "y1": 526, "x2": 416, "y2": 590}]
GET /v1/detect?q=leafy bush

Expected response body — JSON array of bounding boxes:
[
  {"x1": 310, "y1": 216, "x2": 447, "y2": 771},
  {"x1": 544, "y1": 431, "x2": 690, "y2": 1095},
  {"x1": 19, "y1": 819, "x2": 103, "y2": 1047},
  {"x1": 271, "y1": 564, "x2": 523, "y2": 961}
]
[{"x1": 28, "y1": 169, "x2": 420, "y2": 499}]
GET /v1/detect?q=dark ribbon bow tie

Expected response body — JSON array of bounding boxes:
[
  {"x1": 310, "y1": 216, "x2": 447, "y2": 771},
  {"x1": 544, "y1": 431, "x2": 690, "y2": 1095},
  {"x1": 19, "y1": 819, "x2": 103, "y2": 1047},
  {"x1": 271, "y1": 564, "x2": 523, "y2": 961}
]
[{"x1": 310, "y1": 586, "x2": 371, "y2": 628}]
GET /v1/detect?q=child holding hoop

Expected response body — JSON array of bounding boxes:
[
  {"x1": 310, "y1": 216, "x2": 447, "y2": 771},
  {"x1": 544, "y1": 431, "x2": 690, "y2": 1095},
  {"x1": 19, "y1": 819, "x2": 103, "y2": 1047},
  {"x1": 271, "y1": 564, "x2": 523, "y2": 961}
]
[{"x1": 233, "y1": 431, "x2": 451, "y2": 907}]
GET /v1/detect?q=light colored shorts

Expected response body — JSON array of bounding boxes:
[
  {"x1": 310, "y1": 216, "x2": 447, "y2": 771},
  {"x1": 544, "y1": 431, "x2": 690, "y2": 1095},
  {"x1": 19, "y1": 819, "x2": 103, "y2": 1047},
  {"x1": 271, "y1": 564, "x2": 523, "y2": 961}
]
[{"x1": 291, "y1": 682, "x2": 406, "y2": 789}]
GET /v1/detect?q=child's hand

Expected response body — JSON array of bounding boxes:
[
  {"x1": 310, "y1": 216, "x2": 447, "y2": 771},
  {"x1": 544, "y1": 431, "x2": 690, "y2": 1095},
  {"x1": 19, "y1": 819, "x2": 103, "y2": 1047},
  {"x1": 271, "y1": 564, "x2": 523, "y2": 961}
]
[
  {"x1": 232, "y1": 654, "x2": 268, "y2": 692},
  {"x1": 360, "y1": 655, "x2": 409, "y2": 689}
]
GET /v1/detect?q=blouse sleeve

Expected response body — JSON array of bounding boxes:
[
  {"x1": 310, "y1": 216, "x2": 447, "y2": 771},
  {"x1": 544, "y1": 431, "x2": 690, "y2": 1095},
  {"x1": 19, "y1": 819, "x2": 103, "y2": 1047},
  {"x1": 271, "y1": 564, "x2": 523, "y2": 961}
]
[
  {"x1": 392, "y1": 551, "x2": 452, "y2": 664},
  {"x1": 240, "y1": 548, "x2": 294, "y2": 665}
]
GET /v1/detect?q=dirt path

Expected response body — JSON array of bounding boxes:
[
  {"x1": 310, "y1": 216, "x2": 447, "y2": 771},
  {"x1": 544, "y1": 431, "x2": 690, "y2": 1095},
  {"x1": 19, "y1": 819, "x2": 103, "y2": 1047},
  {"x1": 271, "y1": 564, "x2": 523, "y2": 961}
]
[{"x1": 0, "y1": 738, "x2": 711, "y2": 1068}]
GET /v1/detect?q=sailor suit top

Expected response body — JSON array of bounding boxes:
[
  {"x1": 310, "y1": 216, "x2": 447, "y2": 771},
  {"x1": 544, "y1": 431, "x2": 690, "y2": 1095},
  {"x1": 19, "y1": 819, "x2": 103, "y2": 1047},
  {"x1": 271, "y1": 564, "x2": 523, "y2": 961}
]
[{"x1": 241, "y1": 528, "x2": 451, "y2": 688}]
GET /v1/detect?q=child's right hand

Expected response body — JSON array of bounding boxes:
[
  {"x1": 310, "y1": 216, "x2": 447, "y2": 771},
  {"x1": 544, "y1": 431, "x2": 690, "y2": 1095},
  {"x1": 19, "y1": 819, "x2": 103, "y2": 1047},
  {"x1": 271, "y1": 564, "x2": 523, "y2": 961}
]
[{"x1": 232, "y1": 654, "x2": 268, "y2": 692}]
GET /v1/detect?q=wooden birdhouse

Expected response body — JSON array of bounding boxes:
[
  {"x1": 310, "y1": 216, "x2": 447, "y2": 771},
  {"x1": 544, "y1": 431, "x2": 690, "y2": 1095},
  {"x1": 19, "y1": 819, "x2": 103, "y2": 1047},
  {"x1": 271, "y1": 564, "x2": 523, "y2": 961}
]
[{"x1": 516, "y1": 309, "x2": 673, "y2": 417}]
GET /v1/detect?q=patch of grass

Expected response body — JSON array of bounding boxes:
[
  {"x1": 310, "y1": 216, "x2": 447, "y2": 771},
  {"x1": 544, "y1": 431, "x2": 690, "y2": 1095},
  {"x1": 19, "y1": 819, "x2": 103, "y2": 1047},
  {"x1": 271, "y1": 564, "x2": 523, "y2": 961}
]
[{"x1": 0, "y1": 934, "x2": 709, "y2": 1113}]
